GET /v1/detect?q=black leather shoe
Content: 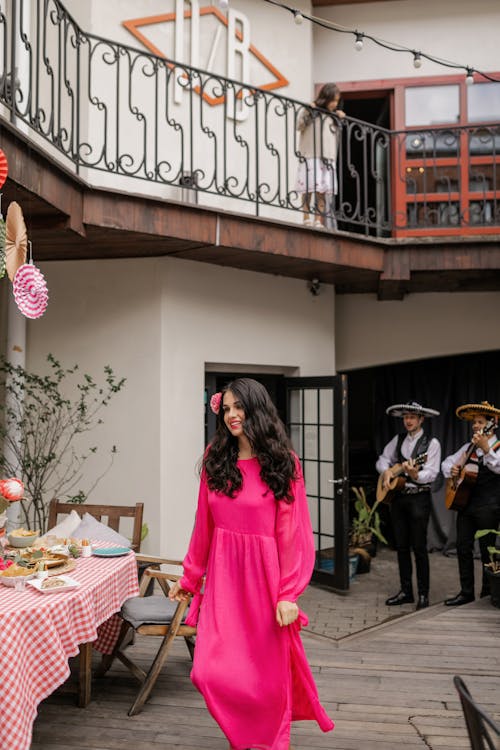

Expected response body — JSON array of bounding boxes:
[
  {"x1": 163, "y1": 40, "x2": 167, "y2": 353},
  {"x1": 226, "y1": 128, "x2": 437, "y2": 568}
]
[
  {"x1": 479, "y1": 590, "x2": 490, "y2": 598},
  {"x1": 385, "y1": 591, "x2": 414, "y2": 606},
  {"x1": 444, "y1": 593, "x2": 474, "y2": 606},
  {"x1": 416, "y1": 595, "x2": 429, "y2": 610}
]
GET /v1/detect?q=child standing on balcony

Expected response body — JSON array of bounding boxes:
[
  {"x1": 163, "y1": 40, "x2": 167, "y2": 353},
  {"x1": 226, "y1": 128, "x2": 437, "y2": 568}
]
[{"x1": 296, "y1": 82, "x2": 345, "y2": 228}]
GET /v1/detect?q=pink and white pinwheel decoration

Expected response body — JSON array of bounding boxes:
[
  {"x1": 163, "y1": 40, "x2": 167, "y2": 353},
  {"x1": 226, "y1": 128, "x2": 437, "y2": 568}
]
[{"x1": 13, "y1": 262, "x2": 49, "y2": 319}]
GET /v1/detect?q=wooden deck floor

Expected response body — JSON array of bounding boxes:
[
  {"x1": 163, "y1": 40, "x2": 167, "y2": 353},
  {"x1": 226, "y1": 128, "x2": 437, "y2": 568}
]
[{"x1": 31, "y1": 599, "x2": 500, "y2": 750}]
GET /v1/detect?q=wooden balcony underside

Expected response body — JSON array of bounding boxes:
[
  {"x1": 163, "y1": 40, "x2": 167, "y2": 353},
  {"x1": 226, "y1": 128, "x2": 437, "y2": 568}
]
[{"x1": 2, "y1": 124, "x2": 500, "y2": 300}]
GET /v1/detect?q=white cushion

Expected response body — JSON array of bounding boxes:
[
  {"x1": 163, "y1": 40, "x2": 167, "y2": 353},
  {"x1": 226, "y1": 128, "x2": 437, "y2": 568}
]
[
  {"x1": 73, "y1": 512, "x2": 130, "y2": 548},
  {"x1": 45, "y1": 509, "x2": 82, "y2": 538}
]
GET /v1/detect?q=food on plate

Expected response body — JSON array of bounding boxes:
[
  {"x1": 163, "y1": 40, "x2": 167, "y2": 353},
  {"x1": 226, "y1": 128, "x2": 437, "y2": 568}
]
[
  {"x1": 9, "y1": 527, "x2": 39, "y2": 537},
  {"x1": 0, "y1": 563, "x2": 34, "y2": 577},
  {"x1": 41, "y1": 577, "x2": 66, "y2": 589}
]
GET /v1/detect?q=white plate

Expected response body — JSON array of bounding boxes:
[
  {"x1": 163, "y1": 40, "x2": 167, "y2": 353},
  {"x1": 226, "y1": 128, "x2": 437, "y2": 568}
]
[{"x1": 27, "y1": 575, "x2": 81, "y2": 594}]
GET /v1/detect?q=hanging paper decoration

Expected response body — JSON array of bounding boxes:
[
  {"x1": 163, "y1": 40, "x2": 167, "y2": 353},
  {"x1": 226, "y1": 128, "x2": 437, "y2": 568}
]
[
  {"x1": 13, "y1": 262, "x2": 49, "y2": 319},
  {"x1": 0, "y1": 150, "x2": 8, "y2": 190},
  {"x1": 5, "y1": 201, "x2": 27, "y2": 281}
]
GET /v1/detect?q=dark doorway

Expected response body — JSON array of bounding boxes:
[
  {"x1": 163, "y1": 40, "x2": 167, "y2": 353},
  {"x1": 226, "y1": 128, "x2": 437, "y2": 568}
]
[
  {"x1": 339, "y1": 92, "x2": 392, "y2": 237},
  {"x1": 345, "y1": 349, "x2": 500, "y2": 548},
  {"x1": 204, "y1": 371, "x2": 351, "y2": 590}
]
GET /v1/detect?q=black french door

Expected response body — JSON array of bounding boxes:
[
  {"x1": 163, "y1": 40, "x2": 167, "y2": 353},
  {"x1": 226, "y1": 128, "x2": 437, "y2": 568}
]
[
  {"x1": 204, "y1": 371, "x2": 350, "y2": 590},
  {"x1": 284, "y1": 375, "x2": 350, "y2": 590}
]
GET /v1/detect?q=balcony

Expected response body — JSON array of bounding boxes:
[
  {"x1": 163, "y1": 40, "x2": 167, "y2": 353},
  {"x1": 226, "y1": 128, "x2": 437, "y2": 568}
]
[{"x1": 0, "y1": 0, "x2": 498, "y2": 242}]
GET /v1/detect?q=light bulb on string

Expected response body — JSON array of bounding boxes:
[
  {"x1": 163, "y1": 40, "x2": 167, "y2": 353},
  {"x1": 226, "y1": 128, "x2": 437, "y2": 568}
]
[
  {"x1": 413, "y1": 52, "x2": 422, "y2": 69},
  {"x1": 354, "y1": 33, "x2": 364, "y2": 52},
  {"x1": 218, "y1": 0, "x2": 229, "y2": 9},
  {"x1": 293, "y1": 11, "x2": 304, "y2": 25},
  {"x1": 465, "y1": 68, "x2": 474, "y2": 85}
]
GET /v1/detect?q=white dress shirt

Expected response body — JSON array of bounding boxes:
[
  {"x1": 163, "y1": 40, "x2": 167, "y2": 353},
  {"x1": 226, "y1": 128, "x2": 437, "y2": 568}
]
[
  {"x1": 441, "y1": 434, "x2": 500, "y2": 477},
  {"x1": 376, "y1": 429, "x2": 441, "y2": 487}
]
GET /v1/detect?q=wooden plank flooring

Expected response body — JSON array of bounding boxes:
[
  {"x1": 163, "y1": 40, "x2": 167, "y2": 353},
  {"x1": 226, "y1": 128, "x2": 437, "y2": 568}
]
[{"x1": 31, "y1": 599, "x2": 500, "y2": 749}]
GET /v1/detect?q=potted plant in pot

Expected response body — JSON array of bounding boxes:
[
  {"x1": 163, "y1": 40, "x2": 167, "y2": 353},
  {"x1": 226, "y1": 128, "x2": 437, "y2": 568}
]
[
  {"x1": 350, "y1": 486, "x2": 388, "y2": 573},
  {"x1": 474, "y1": 529, "x2": 500, "y2": 608}
]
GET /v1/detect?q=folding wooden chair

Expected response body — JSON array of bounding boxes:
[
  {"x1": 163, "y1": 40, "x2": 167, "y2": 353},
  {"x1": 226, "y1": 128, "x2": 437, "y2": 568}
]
[
  {"x1": 453, "y1": 675, "x2": 500, "y2": 750},
  {"x1": 100, "y1": 558, "x2": 197, "y2": 716}
]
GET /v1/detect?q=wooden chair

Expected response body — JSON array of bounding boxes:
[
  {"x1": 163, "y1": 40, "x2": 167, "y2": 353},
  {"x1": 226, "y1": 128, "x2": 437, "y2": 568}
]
[
  {"x1": 453, "y1": 675, "x2": 500, "y2": 750},
  {"x1": 47, "y1": 499, "x2": 144, "y2": 552},
  {"x1": 47, "y1": 498, "x2": 144, "y2": 706},
  {"x1": 100, "y1": 559, "x2": 197, "y2": 716}
]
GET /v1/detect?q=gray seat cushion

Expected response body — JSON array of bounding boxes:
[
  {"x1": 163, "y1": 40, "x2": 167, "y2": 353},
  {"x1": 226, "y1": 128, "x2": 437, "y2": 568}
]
[{"x1": 121, "y1": 596, "x2": 189, "y2": 630}]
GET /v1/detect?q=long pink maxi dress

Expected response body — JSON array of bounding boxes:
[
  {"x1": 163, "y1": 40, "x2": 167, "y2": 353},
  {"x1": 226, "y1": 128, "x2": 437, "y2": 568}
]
[{"x1": 179, "y1": 456, "x2": 334, "y2": 750}]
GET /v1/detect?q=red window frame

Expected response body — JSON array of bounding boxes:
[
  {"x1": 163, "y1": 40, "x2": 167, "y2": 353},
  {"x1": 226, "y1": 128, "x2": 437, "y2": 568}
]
[{"x1": 336, "y1": 72, "x2": 500, "y2": 237}]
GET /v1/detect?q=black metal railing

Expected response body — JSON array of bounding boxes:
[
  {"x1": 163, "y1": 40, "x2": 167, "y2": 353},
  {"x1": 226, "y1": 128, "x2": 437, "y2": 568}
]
[{"x1": 0, "y1": 0, "x2": 499, "y2": 236}]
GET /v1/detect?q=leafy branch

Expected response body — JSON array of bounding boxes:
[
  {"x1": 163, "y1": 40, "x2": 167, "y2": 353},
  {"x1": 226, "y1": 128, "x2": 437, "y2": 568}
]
[{"x1": 0, "y1": 354, "x2": 125, "y2": 532}]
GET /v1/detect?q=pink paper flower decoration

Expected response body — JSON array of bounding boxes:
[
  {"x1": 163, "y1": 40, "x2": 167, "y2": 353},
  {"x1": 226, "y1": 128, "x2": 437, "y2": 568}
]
[
  {"x1": 0, "y1": 478, "x2": 24, "y2": 501},
  {"x1": 13, "y1": 262, "x2": 49, "y2": 319},
  {"x1": 210, "y1": 392, "x2": 222, "y2": 415}
]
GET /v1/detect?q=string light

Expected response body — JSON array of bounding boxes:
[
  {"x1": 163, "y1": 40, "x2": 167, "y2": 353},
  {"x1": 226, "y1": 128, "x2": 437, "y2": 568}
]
[
  {"x1": 293, "y1": 10, "x2": 303, "y2": 25},
  {"x1": 219, "y1": 0, "x2": 229, "y2": 9},
  {"x1": 262, "y1": 0, "x2": 500, "y2": 84}
]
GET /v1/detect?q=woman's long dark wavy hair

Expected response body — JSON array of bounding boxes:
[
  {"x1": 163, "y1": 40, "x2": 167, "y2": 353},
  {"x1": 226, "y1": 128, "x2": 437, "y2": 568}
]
[{"x1": 204, "y1": 378, "x2": 297, "y2": 502}]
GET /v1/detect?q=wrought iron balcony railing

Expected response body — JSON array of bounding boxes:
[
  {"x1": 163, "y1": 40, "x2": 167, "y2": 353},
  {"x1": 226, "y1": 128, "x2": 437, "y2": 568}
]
[{"x1": 0, "y1": 0, "x2": 499, "y2": 238}]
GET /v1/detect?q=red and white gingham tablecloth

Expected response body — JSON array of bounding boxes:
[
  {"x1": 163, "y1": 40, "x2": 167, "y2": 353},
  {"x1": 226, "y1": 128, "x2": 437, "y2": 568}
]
[{"x1": 0, "y1": 549, "x2": 139, "y2": 750}]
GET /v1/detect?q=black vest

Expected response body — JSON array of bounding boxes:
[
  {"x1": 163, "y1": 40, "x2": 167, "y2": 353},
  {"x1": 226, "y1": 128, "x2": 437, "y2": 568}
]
[
  {"x1": 396, "y1": 432, "x2": 430, "y2": 464},
  {"x1": 468, "y1": 439, "x2": 500, "y2": 507}
]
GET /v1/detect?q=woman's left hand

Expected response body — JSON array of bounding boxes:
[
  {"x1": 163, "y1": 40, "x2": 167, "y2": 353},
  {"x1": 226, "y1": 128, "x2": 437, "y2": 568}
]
[{"x1": 276, "y1": 600, "x2": 299, "y2": 626}]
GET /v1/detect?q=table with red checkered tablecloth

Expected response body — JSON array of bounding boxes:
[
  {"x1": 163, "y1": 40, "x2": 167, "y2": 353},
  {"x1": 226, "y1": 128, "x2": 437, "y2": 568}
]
[{"x1": 0, "y1": 549, "x2": 139, "y2": 750}]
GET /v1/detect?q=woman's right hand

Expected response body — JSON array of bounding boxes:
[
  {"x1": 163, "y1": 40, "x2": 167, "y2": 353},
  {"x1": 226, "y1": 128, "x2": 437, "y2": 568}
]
[{"x1": 168, "y1": 580, "x2": 191, "y2": 602}]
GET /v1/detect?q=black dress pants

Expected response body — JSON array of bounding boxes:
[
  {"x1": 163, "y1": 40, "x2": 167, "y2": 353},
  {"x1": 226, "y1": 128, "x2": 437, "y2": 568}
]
[
  {"x1": 456, "y1": 502, "x2": 500, "y2": 597},
  {"x1": 390, "y1": 491, "x2": 431, "y2": 596}
]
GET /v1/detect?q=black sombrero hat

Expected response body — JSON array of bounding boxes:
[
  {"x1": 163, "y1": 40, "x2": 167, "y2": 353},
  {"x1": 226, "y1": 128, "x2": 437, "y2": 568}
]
[{"x1": 386, "y1": 400, "x2": 440, "y2": 418}]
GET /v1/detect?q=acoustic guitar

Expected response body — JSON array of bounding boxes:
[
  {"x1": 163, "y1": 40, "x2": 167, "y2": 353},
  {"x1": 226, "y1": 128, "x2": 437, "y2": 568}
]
[
  {"x1": 376, "y1": 452, "x2": 428, "y2": 505},
  {"x1": 444, "y1": 418, "x2": 495, "y2": 511}
]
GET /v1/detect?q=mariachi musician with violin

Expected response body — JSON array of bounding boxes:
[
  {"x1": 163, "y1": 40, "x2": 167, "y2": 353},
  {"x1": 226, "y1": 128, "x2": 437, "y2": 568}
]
[
  {"x1": 376, "y1": 401, "x2": 441, "y2": 611},
  {"x1": 442, "y1": 401, "x2": 500, "y2": 607}
]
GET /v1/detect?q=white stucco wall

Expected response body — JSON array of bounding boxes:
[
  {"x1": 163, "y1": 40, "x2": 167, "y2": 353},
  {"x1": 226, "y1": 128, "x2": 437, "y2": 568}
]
[
  {"x1": 56, "y1": 0, "x2": 314, "y2": 223},
  {"x1": 335, "y1": 291, "x2": 500, "y2": 371},
  {"x1": 313, "y1": 0, "x2": 499, "y2": 83},
  {"x1": 26, "y1": 256, "x2": 335, "y2": 556}
]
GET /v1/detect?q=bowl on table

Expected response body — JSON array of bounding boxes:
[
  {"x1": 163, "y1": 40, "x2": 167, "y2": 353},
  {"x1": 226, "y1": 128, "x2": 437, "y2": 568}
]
[{"x1": 7, "y1": 529, "x2": 40, "y2": 548}]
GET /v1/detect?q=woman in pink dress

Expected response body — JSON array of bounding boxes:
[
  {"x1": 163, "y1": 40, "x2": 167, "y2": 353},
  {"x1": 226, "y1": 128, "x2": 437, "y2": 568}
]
[{"x1": 169, "y1": 378, "x2": 334, "y2": 750}]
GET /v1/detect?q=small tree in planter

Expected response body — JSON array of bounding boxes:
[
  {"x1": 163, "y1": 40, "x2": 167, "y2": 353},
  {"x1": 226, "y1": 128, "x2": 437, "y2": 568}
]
[
  {"x1": 0, "y1": 354, "x2": 125, "y2": 533},
  {"x1": 475, "y1": 529, "x2": 500, "y2": 608}
]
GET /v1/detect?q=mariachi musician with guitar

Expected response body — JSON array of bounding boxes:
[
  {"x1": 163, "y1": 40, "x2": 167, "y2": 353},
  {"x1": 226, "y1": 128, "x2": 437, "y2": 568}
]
[
  {"x1": 376, "y1": 401, "x2": 441, "y2": 611},
  {"x1": 442, "y1": 401, "x2": 500, "y2": 607}
]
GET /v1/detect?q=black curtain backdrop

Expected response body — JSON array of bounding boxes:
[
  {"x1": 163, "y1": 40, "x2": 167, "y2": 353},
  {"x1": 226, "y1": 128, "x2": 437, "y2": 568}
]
[{"x1": 350, "y1": 349, "x2": 500, "y2": 551}]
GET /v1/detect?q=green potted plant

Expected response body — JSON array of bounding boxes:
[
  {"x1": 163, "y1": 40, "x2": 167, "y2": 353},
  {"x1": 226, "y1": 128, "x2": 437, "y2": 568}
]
[
  {"x1": 474, "y1": 529, "x2": 500, "y2": 608},
  {"x1": 350, "y1": 486, "x2": 388, "y2": 573}
]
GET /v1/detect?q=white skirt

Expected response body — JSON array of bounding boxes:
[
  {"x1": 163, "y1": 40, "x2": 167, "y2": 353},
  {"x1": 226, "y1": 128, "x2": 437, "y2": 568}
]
[{"x1": 295, "y1": 158, "x2": 338, "y2": 195}]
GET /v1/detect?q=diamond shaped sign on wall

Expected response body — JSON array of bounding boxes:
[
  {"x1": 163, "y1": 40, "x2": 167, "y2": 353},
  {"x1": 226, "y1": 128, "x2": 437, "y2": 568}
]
[{"x1": 122, "y1": 5, "x2": 289, "y2": 107}]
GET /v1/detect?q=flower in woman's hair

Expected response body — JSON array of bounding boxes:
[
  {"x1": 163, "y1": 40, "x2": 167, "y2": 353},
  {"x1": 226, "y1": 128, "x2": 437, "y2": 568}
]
[{"x1": 210, "y1": 392, "x2": 222, "y2": 415}]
